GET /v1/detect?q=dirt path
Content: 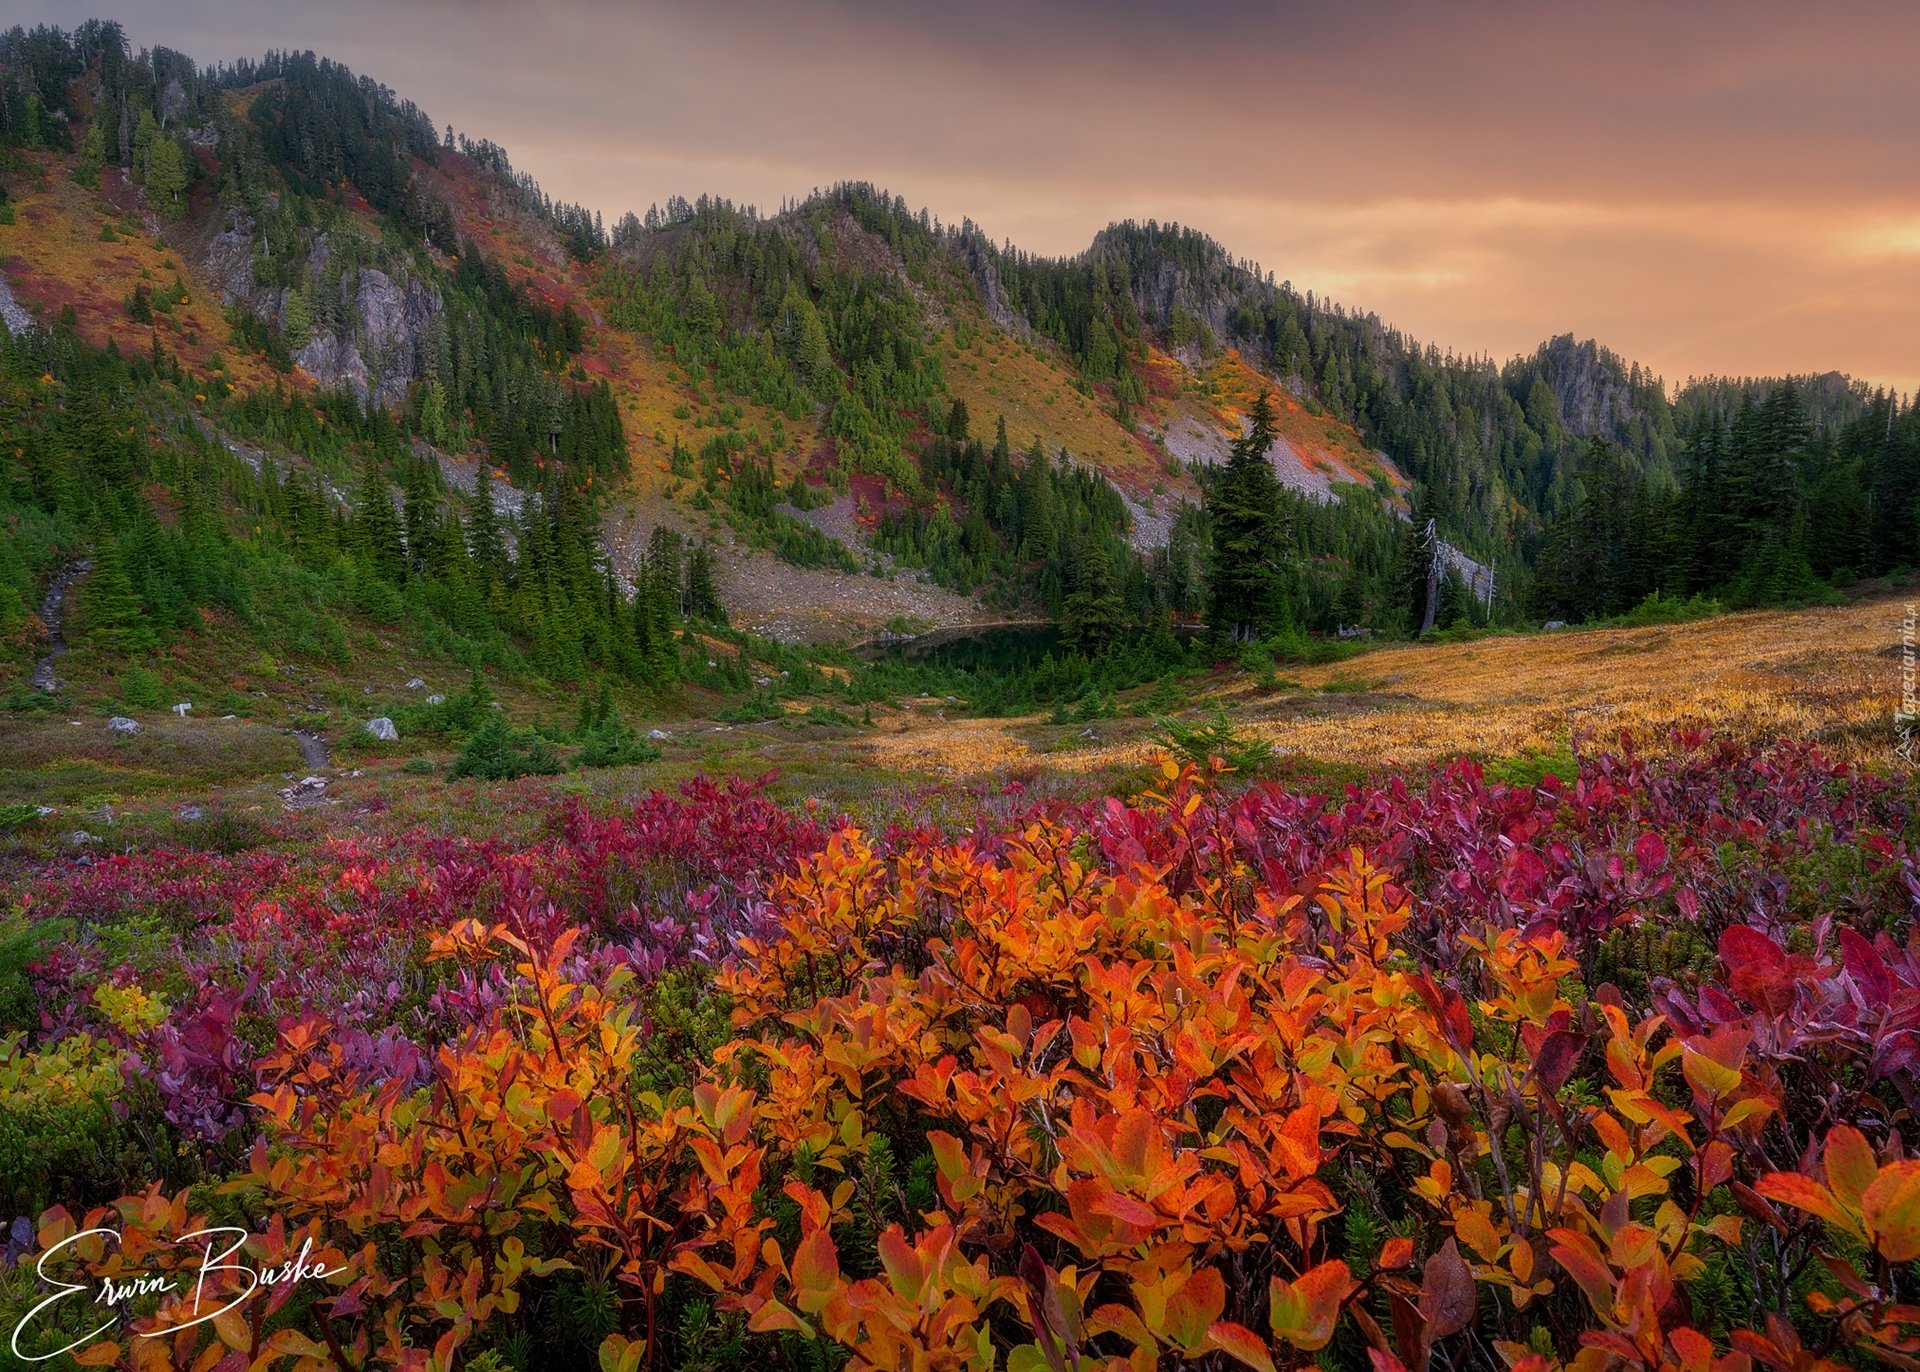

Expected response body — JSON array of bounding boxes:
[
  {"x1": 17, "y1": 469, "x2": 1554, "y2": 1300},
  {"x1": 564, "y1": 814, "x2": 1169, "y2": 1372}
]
[
  {"x1": 292, "y1": 730, "x2": 331, "y2": 770},
  {"x1": 30, "y1": 558, "x2": 90, "y2": 692}
]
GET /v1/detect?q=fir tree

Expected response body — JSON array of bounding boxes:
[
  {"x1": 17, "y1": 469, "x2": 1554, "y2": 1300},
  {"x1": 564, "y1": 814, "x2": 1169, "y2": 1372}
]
[
  {"x1": 686, "y1": 540, "x2": 724, "y2": 623},
  {"x1": 355, "y1": 451, "x2": 406, "y2": 583},
  {"x1": 465, "y1": 465, "x2": 506, "y2": 594},
  {"x1": 1061, "y1": 537, "x2": 1124, "y2": 654},
  {"x1": 1205, "y1": 391, "x2": 1289, "y2": 642},
  {"x1": 403, "y1": 453, "x2": 439, "y2": 576},
  {"x1": 145, "y1": 135, "x2": 187, "y2": 218},
  {"x1": 82, "y1": 538, "x2": 155, "y2": 653}
]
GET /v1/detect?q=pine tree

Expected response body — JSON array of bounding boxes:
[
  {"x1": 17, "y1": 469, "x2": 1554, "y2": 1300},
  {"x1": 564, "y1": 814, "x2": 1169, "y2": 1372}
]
[
  {"x1": 145, "y1": 136, "x2": 187, "y2": 219},
  {"x1": 465, "y1": 465, "x2": 506, "y2": 594},
  {"x1": 1434, "y1": 566, "x2": 1470, "y2": 630},
  {"x1": 1333, "y1": 566, "x2": 1367, "y2": 630},
  {"x1": 1062, "y1": 537, "x2": 1124, "y2": 654},
  {"x1": 82, "y1": 538, "x2": 155, "y2": 653},
  {"x1": 355, "y1": 451, "x2": 406, "y2": 583},
  {"x1": 1205, "y1": 391, "x2": 1289, "y2": 641},
  {"x1": 403, "y1": 454, "x2": 439, "y2": 576},
  {"x1": 686, "y1": 540, "x2": 724, "y2": 623}
]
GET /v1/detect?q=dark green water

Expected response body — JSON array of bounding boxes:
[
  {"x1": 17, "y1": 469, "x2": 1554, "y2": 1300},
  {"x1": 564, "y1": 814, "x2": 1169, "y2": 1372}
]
[
  {"x1": 861, "y1": 622, "x2": 1201, "y2": 673},
  {"x1": 861, "y1": 623, "x2": 1066, "y2": 674}
]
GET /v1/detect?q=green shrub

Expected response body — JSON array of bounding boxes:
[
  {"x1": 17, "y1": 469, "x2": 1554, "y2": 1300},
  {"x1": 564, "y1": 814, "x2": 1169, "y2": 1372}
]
[
  {"x1": 1154, "y1": 709, "x2": 1273, "y2": 774},
  {"x1": 0, "y1": 1031, "x2": 129, "y2": 1215},
  {"x1": 0, "y1": 918, "x2": 70, "y2": 1032},
  {"x1": 119, "y1": 664, "x2": 167, "y2": 709},
  {"x1": 446, "y1": 714, "x2": 564, "y2": 782},
  {"x1": 717, "y1": 690, "x2": 785, "y2": 723},
  {"x1": 335, "y1": 723, "x2": 402, "y2": 756},
  {"x1": 402, "y1": 757, "x2": 435, "y2": 775},
  {"x1": 0, "y1": 802, "x2": 44, "y2": 830},
  {"x1": 1138, "y1": 674, "x2": 1189, "y2": 716},
  {"x1": 573, "y1": 718, "x2": 661, "y2": 769},
  {"x1": 1485, "y1": 747, "x2": 1578, "y2": 788},
  {"x1": 1319, "y1": 674, "x2": 1382, "y2": 694}
]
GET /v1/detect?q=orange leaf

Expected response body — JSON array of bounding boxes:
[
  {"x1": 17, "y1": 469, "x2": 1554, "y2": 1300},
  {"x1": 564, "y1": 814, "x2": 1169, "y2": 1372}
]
[
  {"x1": 1824, "y1": 1125, "x2": 1878, "y2": 1211},
  {"x1": 1092, "y1": 1193, "x2": 1158, "y2": 1228},
  {"x1": 748, "y1": 1300, "x2": 811, "y2": 1335},
  {"x1": 1163, "y1": 1268, "x2": 1226, "y2": 1354},
  {"x1": 876, "y1": 1226, "x2": 926, "y2": 1303},
  {"x1": 791, "y1": 1227, "x2": 841, "y2": 1311},
  {"x1": 1270, "y1": 1260, "x2": 1357, "y2": 1352},
  {"x1": 1754, "y1": 1174, "x2": 1865, "y2": 1244},
  {"x1": 1208, "y1": 1321, "x2": 1276, "y2": 1372},
  {"x1": 1378, "y1": 1237, "x2": 1415, "y2": 1271},
  {"x1": 1861, "y1": 1159, "x2": 1920, "y2": 1263}
]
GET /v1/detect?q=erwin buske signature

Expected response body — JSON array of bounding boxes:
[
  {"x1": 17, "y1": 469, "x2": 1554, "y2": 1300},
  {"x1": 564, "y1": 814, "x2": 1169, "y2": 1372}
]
[{"x1": 12, "y1": 1226, "x2": 339, "y2": 1362}]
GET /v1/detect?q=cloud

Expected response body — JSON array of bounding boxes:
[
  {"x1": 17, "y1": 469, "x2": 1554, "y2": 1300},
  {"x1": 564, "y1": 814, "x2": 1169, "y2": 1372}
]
[{"x1": 18, "y1": 0, "x2": 1920, "y2": 389}]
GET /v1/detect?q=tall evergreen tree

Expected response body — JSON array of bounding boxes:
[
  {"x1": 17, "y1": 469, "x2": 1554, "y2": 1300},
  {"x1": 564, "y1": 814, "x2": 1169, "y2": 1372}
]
[
  {"x1": 355, "y1": 451, "x2": 405, "y2": 583},
  {"x1": 686, "y1": 540, "x2": 724, "y2": 623},
  {"x1": 81, "y1": 538, "x2": 154, "y2": 653},
  {"x1": 403, "y1": 453, "x2": 439, "y2": 576},
  {"x1": 1061, "y1": 537, "x2": 1124, "y2": 653},
  {"x1": 1204, "y1": 391, "x2": 1289, "y2": 641}
]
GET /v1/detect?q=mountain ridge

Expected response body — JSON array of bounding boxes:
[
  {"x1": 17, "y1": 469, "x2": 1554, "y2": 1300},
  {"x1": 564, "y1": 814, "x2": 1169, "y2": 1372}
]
[{"x1": 0, "y1": 20, "x2": 1913, "y2": 680}]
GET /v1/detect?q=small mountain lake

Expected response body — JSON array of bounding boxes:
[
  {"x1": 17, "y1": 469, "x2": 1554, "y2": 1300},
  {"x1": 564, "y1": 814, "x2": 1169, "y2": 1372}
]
[
  {"x1": 858, "y1": 622, "x2": 1202, "y2": 674},
  {"x1": 858, "y1": 623, "x2": 1067, "y2": 673}
]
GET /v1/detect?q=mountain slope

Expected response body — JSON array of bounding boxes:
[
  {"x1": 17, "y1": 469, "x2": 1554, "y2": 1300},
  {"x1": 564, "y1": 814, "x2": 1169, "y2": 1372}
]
[{"x1": 2, "y1": 19, "x2": 1914, "y2": 683}]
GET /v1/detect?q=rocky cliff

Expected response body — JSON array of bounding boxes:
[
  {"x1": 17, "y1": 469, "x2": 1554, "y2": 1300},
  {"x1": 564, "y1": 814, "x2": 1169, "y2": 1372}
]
[{"x1": 202, "y1": 211, "x2": 442, "y2": 409}]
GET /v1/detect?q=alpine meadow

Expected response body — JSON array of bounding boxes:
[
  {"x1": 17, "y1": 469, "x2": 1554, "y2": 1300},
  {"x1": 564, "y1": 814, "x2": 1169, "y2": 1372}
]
[{"x1": 0, "y1": 14, "x2": 1917, "y2": 1372}]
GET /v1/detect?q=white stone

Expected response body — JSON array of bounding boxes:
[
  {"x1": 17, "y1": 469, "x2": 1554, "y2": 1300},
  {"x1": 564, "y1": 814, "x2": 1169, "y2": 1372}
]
[
  {"x1": 172, "y1": 702, "x2": 192, "y2": 716},
  {"x1": 406, "y1": 678, "x2": 426, "y2": 690},
  {"x1": 646, "y1": 729, "x2": 670, "y2": 741},
  {"x1": 107, "y1": 716, "x2": 142, "y2": 734},
  {"x1": 425, "y1": 694, "x2": 445, "y2": 705},
  {"x1": 365, "y1": 717, "x2": 399, "y2": 742}
]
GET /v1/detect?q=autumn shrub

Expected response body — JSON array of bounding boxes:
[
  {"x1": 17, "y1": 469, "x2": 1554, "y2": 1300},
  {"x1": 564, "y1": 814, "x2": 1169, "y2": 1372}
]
[
  {"x1": 0, "y1": 1032, "x2": 131, "y2": 1215},
  {"x1": 4, "y1": 741, "x2": 1917, "y2": 1372}
]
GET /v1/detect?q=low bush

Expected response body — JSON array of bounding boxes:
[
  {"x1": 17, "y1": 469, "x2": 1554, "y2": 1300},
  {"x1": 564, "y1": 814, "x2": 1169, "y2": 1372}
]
[{"x1": 446, "y1": 713, "x2": 565, "y2": 781}]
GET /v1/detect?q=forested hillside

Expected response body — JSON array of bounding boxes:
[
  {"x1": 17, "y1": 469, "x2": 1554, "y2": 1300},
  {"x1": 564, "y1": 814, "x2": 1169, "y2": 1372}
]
[{"x1": 1, "y1": 14, "x2": 1914, "y2": 723}]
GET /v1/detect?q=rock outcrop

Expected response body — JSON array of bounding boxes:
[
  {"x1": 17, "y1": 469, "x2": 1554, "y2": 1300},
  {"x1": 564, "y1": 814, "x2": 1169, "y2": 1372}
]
[{"x1": 201, "y1": 218, "x2": 443, "y2": 410}]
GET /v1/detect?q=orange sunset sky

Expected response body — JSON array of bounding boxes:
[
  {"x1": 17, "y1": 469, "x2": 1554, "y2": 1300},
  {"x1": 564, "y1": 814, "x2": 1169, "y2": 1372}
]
[{"x1": 25, "y1": 0, "x2": 1918, "y2": 394}]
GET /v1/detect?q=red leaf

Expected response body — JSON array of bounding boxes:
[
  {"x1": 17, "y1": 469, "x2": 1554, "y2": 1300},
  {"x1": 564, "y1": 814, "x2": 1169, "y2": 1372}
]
[
  {"x1": 1531, "y1": 1030, "x2": 1585, "y2": 1092},
  {"x1": 1840, "y1": 927, "x2": 1895, "y2": 1006},
  {"x1": 1721, "y1": 926, "x2": 1795, "y2": 1015},
  {"x1": 1418, "y1": 1238, "x2": 1476, "y2": 1340}
]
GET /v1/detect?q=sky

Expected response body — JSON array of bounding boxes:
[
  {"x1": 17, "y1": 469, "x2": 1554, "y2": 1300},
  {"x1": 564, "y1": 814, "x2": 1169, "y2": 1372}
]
[{"x1": 24, "y1": 0, "x2": 1920, "y2": 392}]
